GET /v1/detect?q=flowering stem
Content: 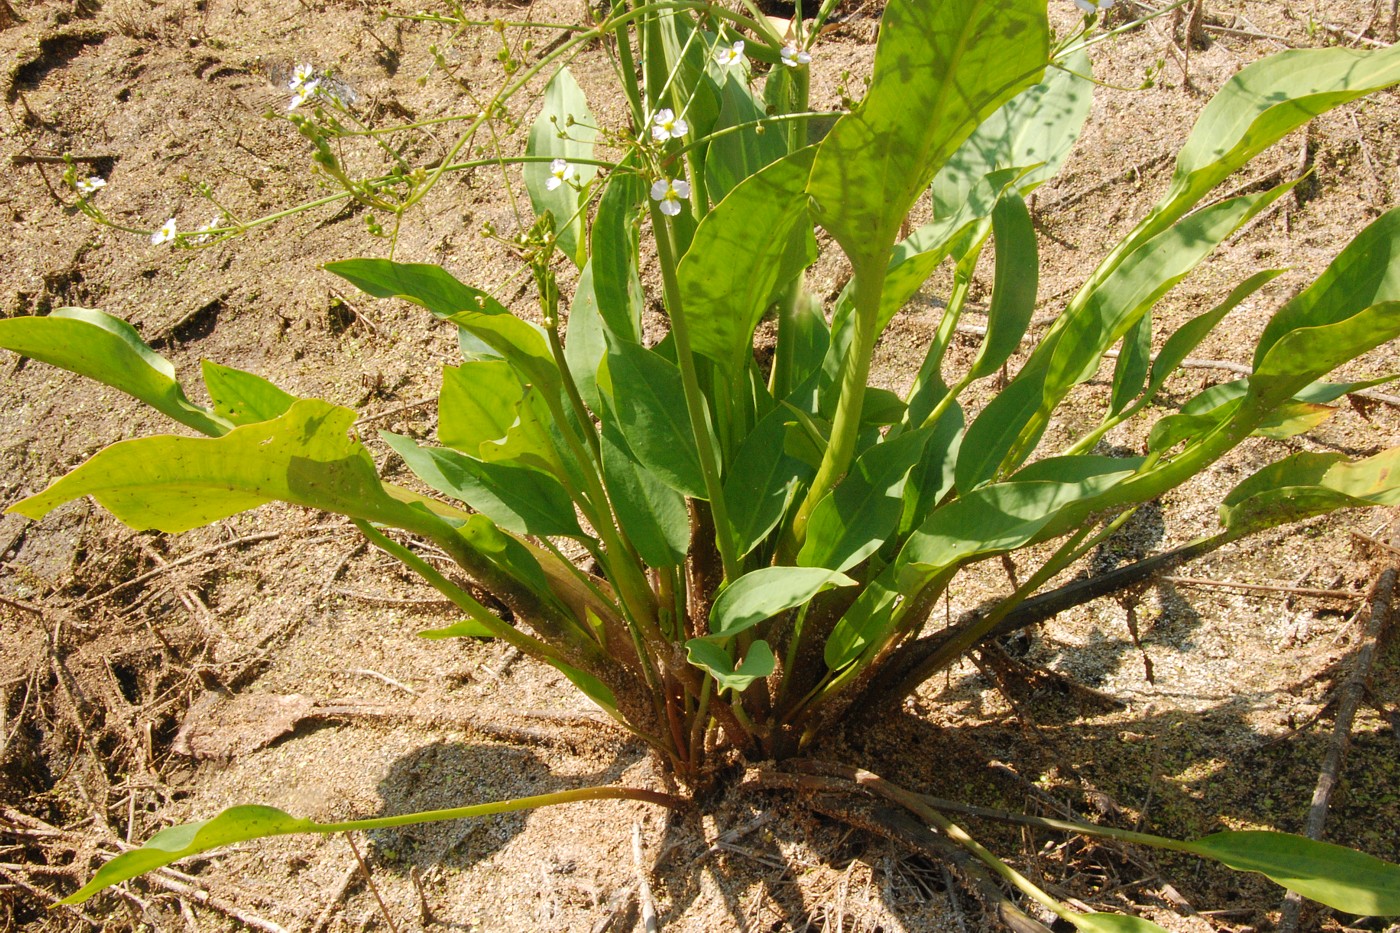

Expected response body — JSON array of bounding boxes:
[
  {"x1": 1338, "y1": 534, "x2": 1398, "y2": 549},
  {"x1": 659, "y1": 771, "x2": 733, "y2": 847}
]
[
  {"x1": 791, "y1": 260, "x2": 888, "y2": 547},
  {"x1": 649, "y1": 204, "x2": 743, "y2": 584}
]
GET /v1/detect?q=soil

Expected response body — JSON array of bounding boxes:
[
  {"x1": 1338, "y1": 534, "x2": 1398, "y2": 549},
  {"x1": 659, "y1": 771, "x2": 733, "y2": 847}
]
[{"x1": 2, "y1": 0, "x2": 1400, "y2": 930}]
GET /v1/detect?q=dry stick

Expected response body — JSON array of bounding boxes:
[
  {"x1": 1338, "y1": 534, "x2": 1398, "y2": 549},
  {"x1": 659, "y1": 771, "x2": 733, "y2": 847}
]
[
  {"x1": 346, "y1": 832, "x2": 400, "y2": 933},
  {"x1": 143, "y1": 871, "x2": 292, "y2": 933},
  {"x1": 350, "y1": 668, "x2": 421, "y2": 696},
  {"x1": 631, "y1": 823, "x2": 659, "y2": 933},
  {"x1": 1276, "y1": 553, "x2": 1397, "y2": 933},
  {"x1": 308, "y1": 863, "x2": 359, "y2": 933},
  {"x1": 74, "y1": 531, "x2": 282, "y2": 608},
  {"x1": 354, "y1": 396, "x2": 436, "y2": 427},
  {"x1": 1159, "y1": 575, "x2": 1361, "y2": 600},
  {"x1": 9, "y1": 153, "x2": 115, "y2": 165},
  {"x1": 1316, "y1": 20, "x2": 1389, "y2": 46}
]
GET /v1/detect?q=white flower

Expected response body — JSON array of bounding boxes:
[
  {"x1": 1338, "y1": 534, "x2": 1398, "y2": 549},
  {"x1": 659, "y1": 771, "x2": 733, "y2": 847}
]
[
  {"x1": 1073, "y1": 0, "x2": 1114, "y2": 12},
  {"x1": 650, "y1": 108, "x2": 688, "y2": 142},
  {"x1": 780, "y1": 45, "x2": 811, "y2": 67},
  {"x1": 289, "y1": 63, "x2": 315, "y2": 91},
  {"x1": 545, "y1": 158, "x2": 574, "y2": 192},
  {"x1": 714, "y1": 39, "x2": 745, "y2": 67},
  {"x1": 650, "y1": 176, "x2": 691, "y2": 217},
  {"x1": 151, "y1": 218, "x2": 177, "y2": 246},
  {"x1": 76, "y1": 176, "x2": 106, "y2": 196},
  {"x1": 289, "y1": 78, "x2": 319, "y2": 111},
  {"x1": 192, "y1": 214, "x2": 222, "y2": 243}
]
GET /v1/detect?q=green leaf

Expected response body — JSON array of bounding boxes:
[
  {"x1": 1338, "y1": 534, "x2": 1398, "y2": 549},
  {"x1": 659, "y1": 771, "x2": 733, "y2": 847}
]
[
  {"x1": 1183, "y1": 831, "x2": 1400, "y2": 916},
  {"x1": 1110, "y1": 314, "x2": 1152, "y2": 416},
  {"x1": 1220, "y1": 447, "x2": 1400, "y2": 535},
  {"x1": 438, "y1": 361, "x2": 522, "y2": 453},
  {"x1": 968, "y1": 192, "x2": 1038, "y2": 381},
  {"x1": 679, "y1": 147, "x2": 817, "y2": 374},
  {"x1": 603, "y1": 340, "x2": 707, "y2": 498},
  {"x1": 600, "y1": 423, "x2": 690, "y2": 567},
  {"x1": 684, "y1": 637, "x2": 775, "y2": 693},
  {"x1": 724, "y1": 407, "x2": 813, "y2": 557},
  {"x1": 445, "y1": 309, "x2": 561, "y2": 394},
  {"x1": 824, "y1": 575, "x2": 902, "y2": 670},
  {"x1": 706, "y1": 73, "x2": 789, "y2": 202},
  {"x1": 1143, "y1": 268, "x2": 1285, "y2": 403},
  {"x1": 327, "y1": 259, "x2": 509, "y2": 318},
  {"x1": 327, "y1": 259, "x2": 508, "y2": 361},
  {"x1": 9, "y1": 400, "x2": 427, "y2": 534},
  {"x1": 1256, "y1": 209, "x2": 1400, "y2": 366},
  {"x1": 589, "y1": 167, "x2": 645, "y2": 343},
  {"x1": 200, "y1": 361, "x2": 298, "y2": 426},
  {"x1": 1137, "y1": 43, "x2": 1400, "y2": 253},
  {"x1": 1254, "y1": 301, "x2": 1400, "y2": 405},
  {"x1": 932, "y1": 46, "x2": 1094, "y2": 222},
  {"x1": 710, "y1": 567, "x2": 856, "y2": 638},
  {"x1": 807, "y1": 0, "x2": 1047, "y2": 272},
  {"x1": 899, "y1": 460, "x2": 1138, "y2": 588},
  {"x1": 61, "y1": 805, "x2": 319, "y2": 904},
  {"x1": 524, "y1": 67, "x2": 597, "y2": 268},
  {"x1": 899, "y1": 404, "x2": 964, "y2": 537},
  {"x1": 799, "y1": 427, "x2": 934, "y2": 572},
  {"x1": 381, "y1": 433, "x2": 583, "y2": 538},
  {"x1": 475, "y1": 387, "x2": 562, "y2": 476},
  {"x1": 1072, "y1": 914, "x2": 1171, "y2": 933},
  {"x1": 0, "y1": 307, "x2": 228, "y2": 437},
  {"x1": 419, "y1": 618, "x2": 496, "y2": 639}
]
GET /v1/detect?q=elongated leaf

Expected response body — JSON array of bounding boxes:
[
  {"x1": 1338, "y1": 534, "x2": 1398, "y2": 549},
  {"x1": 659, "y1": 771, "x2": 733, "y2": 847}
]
[
  {"x1": 685, "y1": 637, "x2": 775, "y2": 693},
  {"x1": 724, "y1": 407, "x2": 813, "y2": 557},
  {"x1": 446, "y1": 309, "x2": 560, "y2": 393},
  {"x1": 1258, "y1": 209, "x2": 1400, "y2": 364},
  {"x1": 807, "y1": 0, "x2": 1047, "y2": 272},
  {"x1": 327, "y1": 259, "x2": 508, "y2": 361},
  {"x1": 1254, "y1": 302, "x2": 1400, "y2": 405},
  {"x1": 824, "y1": 575, "x2": 902, "y2": 670},
  {"x1": 600, "y1": 423, "x2": 690, "y2": 567},
  {"x1": 1110, "y1": 314, "x2": 1152, "y2": 416},
  {"x1": 589, "y1": 168, "x2": 645, "y2": 343},
  {"x1": 326, "y1": 259, "x2": 509, "y2": 318},
  {"x1": 706, "y1": 73, "x2": 788, "y2": 202},
  {"x1": 201, "y1": 362, "x2": 297, "y2": 426},
  {"x1": 603, "y1": 340, "x2": 707, "y2": 498},
  {"x1": 382, "y1": 433, "x2": 582, "y2": 538},
  {"x1": 680, "y1": 147, "x2": 817, "y2": 374},
  {"x1": 524, "y1": 67, "x2": 597, "y2": 267},
  {"x1": 899, "y1": 404, "x2": 964, "y2": 537},
  {"x1": 932, "y1": 46, "x2": 1094, "y2": 222},
  {"x1": 0, "y1": 307, "x2": 228, "y2": 436},
  {"x1": 710, "y1": 567, "x2": 855, "y2": 638},
  {"x1": 1072, "y1": 914, "x2": 1170, "y2": 933},
  {"x1": 968, "y1": 193, "x2": 1038, "y2": 381},
  {"x1": 1220, "y1": 447, "x2": 1400, "y2": 535},
  {"x1": 419, "y1": 618, "x2": 495, "y2": 639},
  {"x1": 799, "y1": 428, "x2": 933, "y2": 572},
  {"x1": 475, "y1": 386, "x2": 562, "y2": 476},
  {"x1": 899, "y1": 460, "x2": 1138, "y2": 588},
  {"x1": 9, "y1": 400, "x2": 433, "y2": 534},
  {"x1": 1143, "y1": 269, "x2": 1285, "y2": 403},
  {"x1": 1183, "y1": 831, "x2": 1400, "y2": 915},
  {"x1": 1135, "y1": 43, "x2": 1400, "y2": 253}
]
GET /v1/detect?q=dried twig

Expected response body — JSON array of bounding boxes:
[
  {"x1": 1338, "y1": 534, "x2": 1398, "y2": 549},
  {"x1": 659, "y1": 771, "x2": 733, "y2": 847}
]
[
  {"x1": 1277, "y1": 547, "x2": 1397, "y2": 933},
  {"x1": 346, "y1": 833, "x2": 399, "y2": 933},
  {"x1": 631, "y1": 823, "x2": 659, "y2": 933},
  {"x1": 350, "y1": 668, "x2": 420, "y2": 696},
  {"x1": 307, "y1": 863, "x2": 358, "y2": 933},
  {"x1": 1160, "y1": 575, "x2": 1360, "y2": 600},
  {"x1": 354, "y1": 396, "x2": 436, "y2": 427},
  {"x1": 144, "y1": 871, "x2": 292, "y2": 933}
]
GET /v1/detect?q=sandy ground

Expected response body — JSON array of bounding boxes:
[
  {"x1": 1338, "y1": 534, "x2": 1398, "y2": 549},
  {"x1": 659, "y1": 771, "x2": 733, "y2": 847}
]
[{"x1": 2, "y1": 0, "x2": 1400, "y2": 929}]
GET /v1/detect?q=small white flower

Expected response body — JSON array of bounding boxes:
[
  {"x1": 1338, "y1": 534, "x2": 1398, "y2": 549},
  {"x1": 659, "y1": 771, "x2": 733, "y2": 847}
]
[
  {"x1": 289, "y1": 78, "x2": 319, "y2": 111},
  {"x1": 714, "y1": 39, "x2": 745, "y2": 67},
  {"x1": 76, "y1": 176, "x2": 106, "y2": 196},
  {"x1": 289, "y1": 63, "x2": 315, "y2": 91},
  {"x1": 651, "y1": 108, "x2": 688, "y2": 142},
  {"x1": 151, "y1": 218, "x2": 177, "y2": 246},
  {"x1": 1073, "y1": 0, "x2": 1114, "y2": 13},
  {"x1": 192, "y1": 214, "x2": 222, "y2": 243},
  {"x1": 650, "y1": 176, "x2": 691, "y2": 217},
  {"x1": 780, "y1": 45, "x2": 811, "y2": 67},
  {"x1": 545, "y1": 158, "x2": 574, "y2": 192}
]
